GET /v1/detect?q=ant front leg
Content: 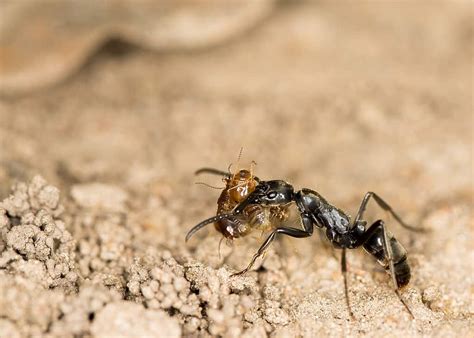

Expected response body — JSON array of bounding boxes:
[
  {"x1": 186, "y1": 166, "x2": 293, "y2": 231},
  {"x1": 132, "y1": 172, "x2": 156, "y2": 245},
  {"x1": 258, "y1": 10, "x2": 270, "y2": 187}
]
[
  {"x1": 231, "y1": 227, "x2": 312, "y2": 276},
  {"x1": 231, "y1": 213, "x2": 314, "y2": 276}
]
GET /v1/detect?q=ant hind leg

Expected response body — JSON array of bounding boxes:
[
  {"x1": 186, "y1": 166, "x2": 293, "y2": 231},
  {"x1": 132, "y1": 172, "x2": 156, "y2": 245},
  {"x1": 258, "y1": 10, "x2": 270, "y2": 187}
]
[
  {"x1": 353, "y1": 192, "x2": 426, "y2": 232},
  {"x1": 359, "y1": 220, "x2": 415, "y2": 318}
]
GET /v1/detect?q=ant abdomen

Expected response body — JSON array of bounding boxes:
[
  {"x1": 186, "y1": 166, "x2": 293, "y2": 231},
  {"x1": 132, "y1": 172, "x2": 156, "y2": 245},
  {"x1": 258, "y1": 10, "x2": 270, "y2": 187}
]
[
  {"x1": 392, "y1": 257, "x2": 411, "y2": 288},
  {"x1": 362, "y1": 225, "x2": 411, "y2": 287}
]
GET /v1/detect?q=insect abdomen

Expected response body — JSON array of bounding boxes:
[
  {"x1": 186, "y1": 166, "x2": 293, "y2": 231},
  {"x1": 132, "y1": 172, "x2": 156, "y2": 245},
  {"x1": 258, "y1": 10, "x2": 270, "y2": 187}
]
[
  {"x1": 362, "y1": 226, "x2": 411, "y2": 287},
  {"x1": 392, "y1": 256, "x2": 410, "y2": 287}
]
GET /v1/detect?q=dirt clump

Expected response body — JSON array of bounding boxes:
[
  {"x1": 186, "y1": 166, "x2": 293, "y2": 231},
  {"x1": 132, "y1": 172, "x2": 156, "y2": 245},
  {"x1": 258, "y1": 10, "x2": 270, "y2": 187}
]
[{"x1": 0, "y1": 176, "x2": 77, "y2": 291}]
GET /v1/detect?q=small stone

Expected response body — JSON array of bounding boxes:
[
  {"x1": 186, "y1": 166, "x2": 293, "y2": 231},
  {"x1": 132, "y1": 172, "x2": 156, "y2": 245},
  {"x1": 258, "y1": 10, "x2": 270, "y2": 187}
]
[
  {"x1": 149, "y1": 280, "x2": 159, "y2": 292},
  {"x1": 127, "y1": 281, "x2": 141, "y2": 295},
  {"x1": 91, "y1": 301, "x2": 180, "y2": 338},
  {"x1": 71, "y1": 183, "x2": 128, "y2": 211},
  {"x1": 141, "y1": 285, "x2": 155, "y2": 299},
  {"x1": 173, "y1": 277, "x2": 188, "y2": 292}
]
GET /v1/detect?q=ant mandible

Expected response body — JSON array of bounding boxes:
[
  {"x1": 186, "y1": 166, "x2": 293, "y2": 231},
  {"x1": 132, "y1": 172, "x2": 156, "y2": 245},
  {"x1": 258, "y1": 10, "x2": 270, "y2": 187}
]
[{"x1": 186, "y1": 167, "x2": 425, "y2": 318}]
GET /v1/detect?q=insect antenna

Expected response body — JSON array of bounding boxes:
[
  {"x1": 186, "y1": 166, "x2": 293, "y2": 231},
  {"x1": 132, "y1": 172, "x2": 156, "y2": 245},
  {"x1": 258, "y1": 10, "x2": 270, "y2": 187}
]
[
  {"x1": 227, "y1": 147, "x2": 245, "y2": 175},
  {"x1": 194, "y1": 182, "x2": 225, "y2": 190},
  {"x1": 195, "y1": 168, "x2": 231, "y2": 178},
  {"x1": 237, "y1": 147, "x2": 244, "y2": 163},
  {"x1": 185, "y1": 214, "x2": 234, "y2": 242}
]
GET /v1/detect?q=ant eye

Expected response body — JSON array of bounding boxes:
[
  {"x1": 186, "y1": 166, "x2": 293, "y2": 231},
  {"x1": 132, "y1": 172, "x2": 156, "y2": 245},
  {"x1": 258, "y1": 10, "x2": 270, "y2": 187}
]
[{"x1": 267, "y1": 191, "x2": 277, "y2": 199}]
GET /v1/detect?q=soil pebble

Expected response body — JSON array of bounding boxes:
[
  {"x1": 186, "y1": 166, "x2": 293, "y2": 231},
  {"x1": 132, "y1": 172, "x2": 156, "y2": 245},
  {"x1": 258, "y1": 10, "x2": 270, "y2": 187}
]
[{"x1": 91, "y1": 301, "x2": 181, "y2": 338}]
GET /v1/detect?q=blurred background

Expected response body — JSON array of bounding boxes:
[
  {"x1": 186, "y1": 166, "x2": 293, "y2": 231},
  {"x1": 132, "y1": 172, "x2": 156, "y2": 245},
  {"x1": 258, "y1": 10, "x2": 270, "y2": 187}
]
[
  {"x1": 0, "y1": 0, "x2": 472, "y2": 336},
  {"x1": 0, "y1": 0, "x2": 471, "y2": 205}
]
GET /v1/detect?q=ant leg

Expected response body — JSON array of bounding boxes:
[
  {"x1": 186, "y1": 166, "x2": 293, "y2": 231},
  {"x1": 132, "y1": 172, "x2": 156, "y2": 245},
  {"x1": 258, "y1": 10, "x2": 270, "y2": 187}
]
[
  {"x1": 353, "y1": 192, "x2": 426, "y2": 232},
  {"x1": 232, "y1": 210, "x2": 314, "y2": 276},
  {"x1": 231, "y1": 227, "x2": 312, "y2": 277},
  {"x1": 359, "y1": 220, "x2": 415, "y2": 318},
  {"x1": 341, "y1": 248, "x2": 355, "y2": 318}
]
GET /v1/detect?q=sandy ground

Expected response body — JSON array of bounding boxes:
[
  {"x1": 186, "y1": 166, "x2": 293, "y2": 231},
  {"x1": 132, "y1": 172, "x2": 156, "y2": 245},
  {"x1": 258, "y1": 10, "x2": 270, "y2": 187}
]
[{"x1": 0, "y1": 1, "x2": 473, "y2": 337}]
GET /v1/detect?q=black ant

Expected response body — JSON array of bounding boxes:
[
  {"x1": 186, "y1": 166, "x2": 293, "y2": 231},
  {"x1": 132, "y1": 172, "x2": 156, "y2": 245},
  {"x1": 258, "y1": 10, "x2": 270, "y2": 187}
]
[{"x1": 186, "y1": 168, "x2": 425, "y2": 318}]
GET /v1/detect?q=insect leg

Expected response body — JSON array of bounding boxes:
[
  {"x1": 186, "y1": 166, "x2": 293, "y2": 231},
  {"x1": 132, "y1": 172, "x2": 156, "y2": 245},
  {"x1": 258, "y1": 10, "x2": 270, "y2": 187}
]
[
  {"x1": 231, "y1": 226, "x2": 312, "y2": 277},
  {"x1": 341, "y1": 248, "x2": 355, "y2": 318},
  {"x1": 353, "y1": 192, "x2": 425, "y2": 232},
  {"x1": 358, "y1": 220, "x2": 414, "y2": 318}
]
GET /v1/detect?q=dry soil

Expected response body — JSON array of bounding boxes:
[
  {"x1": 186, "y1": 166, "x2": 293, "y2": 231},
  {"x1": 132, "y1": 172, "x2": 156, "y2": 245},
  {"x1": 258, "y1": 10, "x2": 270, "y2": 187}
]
[{"x1": 0, "y1": 1, "x2": 472, "y2": 337}]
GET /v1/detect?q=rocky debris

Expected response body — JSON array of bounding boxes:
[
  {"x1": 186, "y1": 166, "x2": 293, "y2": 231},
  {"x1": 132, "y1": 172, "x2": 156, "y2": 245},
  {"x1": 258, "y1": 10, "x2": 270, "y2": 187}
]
[
  {"x1": 71, "y1": 183, "x2": 128, "y2": 212},
  {"x1": 0, "y1": 175, "x2": 62, "y2": 217},
  {"x1": 125, "y1": 249, "x2": 269, "y2": 337},
  {"x1": 66, "y1": 182, "x2": 136, "y2": 291},
  {"x1": 183, "y1": 261, "x2": 262, "y2": 336},
  {"x1": 126, "y1": 251, "x2": 203, "y2": 334},
  {"x1": 0, "y1": 273, "x2": 122, "y2": 337},
  {"x1": 0, "y1": 273, "x2": 64, "y2": 337},
  {"x1": 0, "y1": 172, "x2": 471, "y2": 337},
  {"x1": 414, "y1": 205, "x2": 474, "y2": 317},
  {"x1": 0, "y1": 318, "x2": 21, "y2": 338},
  {"x1": 91, "y1": 301, "x2": 181, "y2": 338},
  {"x1": 0, "y1": 176, "x2": 77, "y2": 291},
  {"x1": 261, "y1": 284, "x2": 290, "y2": 327},
  {"x1": 49, "y1": 283, "x2": 122, "y2": 337},
  {"x1": 72, "y1": 210, "x2": 133, "y2": 292}
]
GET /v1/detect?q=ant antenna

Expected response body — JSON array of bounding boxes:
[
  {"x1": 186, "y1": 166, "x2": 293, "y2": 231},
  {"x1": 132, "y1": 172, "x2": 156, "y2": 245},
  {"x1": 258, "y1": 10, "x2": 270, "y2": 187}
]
[{"x1": 195, "y1": 182, "x2": 225, "y2": 190}]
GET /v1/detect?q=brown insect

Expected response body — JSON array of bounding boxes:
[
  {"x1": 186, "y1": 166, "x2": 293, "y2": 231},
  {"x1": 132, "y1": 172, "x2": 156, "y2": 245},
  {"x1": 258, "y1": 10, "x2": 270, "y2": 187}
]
[{"x1": 188, "y1": 162, "x2": 291, "y2": 244}]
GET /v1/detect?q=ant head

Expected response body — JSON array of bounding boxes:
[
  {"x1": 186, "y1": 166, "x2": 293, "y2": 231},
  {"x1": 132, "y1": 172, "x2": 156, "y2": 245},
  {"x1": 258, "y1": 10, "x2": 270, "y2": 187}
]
[{"x1": 234, "y1": 180, "x2": 294, "y2": 213}]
